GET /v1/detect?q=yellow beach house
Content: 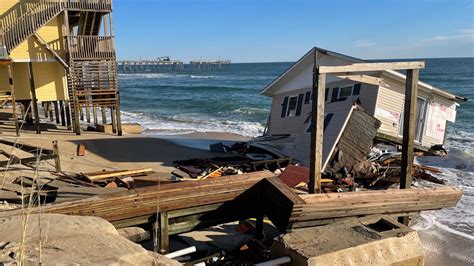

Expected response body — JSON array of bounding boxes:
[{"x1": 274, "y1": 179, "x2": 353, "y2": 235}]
[{"x1": 0, "y1": 0, "x2": 121, "y2": 135}]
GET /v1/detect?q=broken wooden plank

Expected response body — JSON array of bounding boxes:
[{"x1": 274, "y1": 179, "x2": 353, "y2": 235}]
[{"x1": 84, "y1": 168, "x2": 155, "y2": 181}]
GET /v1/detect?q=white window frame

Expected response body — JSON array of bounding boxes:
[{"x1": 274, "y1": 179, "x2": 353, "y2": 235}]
[
  {"x1": 337, "y1": 85, "x2": 356, "y2": 99},
  {"x1": 286, "y1": 94, "x2": 300, "y2": 117}
]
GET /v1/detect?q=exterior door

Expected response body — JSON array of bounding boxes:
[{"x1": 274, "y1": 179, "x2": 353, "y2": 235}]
[{"x1": 399, "y1": 97, "x2": 428, "y2": 143}]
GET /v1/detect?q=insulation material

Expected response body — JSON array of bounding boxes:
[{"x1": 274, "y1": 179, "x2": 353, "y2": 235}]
[
  {"x1": 426, "y1": 103, "x2": 448, "y2": 141},
  {"x1": 374, "y1": 107, "x2": 400, "y2": 124}
]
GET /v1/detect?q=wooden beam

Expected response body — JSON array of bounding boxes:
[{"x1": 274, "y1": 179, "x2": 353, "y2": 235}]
[
  {"x1": 34, "y1": 34, "x2": 69, "y2": 69},
  {"x1": 27, "y1": 62, "x2": 41, "y2": 134},
  {"x1": 309, "y1": 51, "x2": 326, "y2": 194},
  {"x1": 319, "y1": 61, "x2": 425, "y2": 74},
  {"x1": 333, "y1": 74, "x2": 386, "y2": 87}
]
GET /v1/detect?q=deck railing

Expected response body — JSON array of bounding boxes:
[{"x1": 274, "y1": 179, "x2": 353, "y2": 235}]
[{"x1": 67, "y1": 35, "x2": 115, "y2": 59}]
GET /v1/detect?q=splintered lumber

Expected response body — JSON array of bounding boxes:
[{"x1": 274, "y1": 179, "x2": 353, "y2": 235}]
[
  {"x1": 84, "y1": 168, "x2": 154, "y2": 181},
  {"x1": 290, "y1": 187, "x2": 462, "y2": 228},
  {"x1": 0, "y1": 171, "x2": 276, "y2": 225}
]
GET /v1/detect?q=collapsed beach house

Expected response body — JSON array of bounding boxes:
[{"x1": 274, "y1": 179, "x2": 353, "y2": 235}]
[
  {"x1": 256, "y1": 47, "x2": 467, "y2": 168},
  {"x1": 0, "y1": 0, "x2": 122, "y2": 136}
]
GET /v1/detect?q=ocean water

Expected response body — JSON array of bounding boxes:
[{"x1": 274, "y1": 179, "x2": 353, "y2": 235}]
[{"x1": 118, "y1": 58, "x2": 474, "y2": 254}]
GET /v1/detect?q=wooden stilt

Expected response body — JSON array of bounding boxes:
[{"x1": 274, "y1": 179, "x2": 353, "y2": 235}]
[
  {"x1": 80, "y1": 107, "x2": 84, "y2": 121},
  {"x1": 48, "y1": 102, "x2": 54, "y2": 122},
  {"x1": 43, "y1": 102, "x2": 49, "y2": 118},
  {"x1": 101, "y1": 107, "x2": 107, "y2": 124},
  {"x1": 27, "y1": 62, "x2": 41, "y2": 134},
  {"x1": 399, "y1": 69, "x2": 419, "y2": 225},
  {"x1": 65, "y1": 101, "x2": 72, "y2": 130},
  {"x1": 92, "y1": 106, "x2": 98, "y2": 126},
  {"x1": 6, "y1": 64, "x2": 19, "y2": 136},
  {"x1": 53, "y1": 101, "x2": 60, "y2": 124},
  {"x1": 85, "y1": 106, "x2": 90, "y2": 123},
  {"x1": 110, "y1": 106, "x2": 117, "y2": 134},
  {"x1": 309, "y1": 51, "x2": 326, "y2": 194},
  {"x1": 59, "y1": 101, "x2": 66, "y2": 126},
  {"x1": 116, "y1": 95, "x2": 122, "y2": 136},
  {"x1": 20, "y1": 102, "x2": 25, "y2": 122}
]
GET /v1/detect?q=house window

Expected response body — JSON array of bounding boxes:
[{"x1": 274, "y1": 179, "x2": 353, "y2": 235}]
[
  {"x1": 336, "y1": 83, "x2": 362, "y2": 100},
  {"x1": 287, "y1": 96, "x2": 298, "y2": 117},
  {"x1": 339, "y1": 86, "x2": 353, "y2": 98}
]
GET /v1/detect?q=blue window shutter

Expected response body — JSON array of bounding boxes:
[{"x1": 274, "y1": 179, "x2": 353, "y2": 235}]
[
  {"x1": 304, "y1": 91, "x2": 311, "y2": 104},
  {"x1": 306, "y1": 113, "x2": 334, "y2": 133},
  {"x1": 281, "y1": 96, "x2": 289, "y2": 117},
  {"x1": 331, "y1": 87, "x2": 339, "y2": 102},
  {"x1": 353, "y1": 83, "x2": 361, "y2": 95},
  {"x1": 296, "y1": 93, "x2": 304, "y2": 116},
  {"x1": 324, "y1": 113, "x2": 334, "y2": 130}
]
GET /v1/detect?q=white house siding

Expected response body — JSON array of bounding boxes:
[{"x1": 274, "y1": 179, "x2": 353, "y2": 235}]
[{"x1": 374, "y1": 75, "x2": 456, "y2": 147}]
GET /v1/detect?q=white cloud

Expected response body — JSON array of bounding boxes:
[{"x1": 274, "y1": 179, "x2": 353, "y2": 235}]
[
  {"x1": 423, "y1": 29, "x2": 474, "y2": 43},
  {"x1": 354, "y1": 39, "x2": 376, "y2": 48}
]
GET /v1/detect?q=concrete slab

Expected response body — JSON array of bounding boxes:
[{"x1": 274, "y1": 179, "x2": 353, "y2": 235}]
[{"x1": 271, "y1": 216, "x2": 425, "y2": 266}]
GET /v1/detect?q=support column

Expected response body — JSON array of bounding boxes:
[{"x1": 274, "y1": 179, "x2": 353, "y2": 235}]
[
  {"x1": 101, "y1": 107, "x2": 107, "y2": 124},
  {"x1": 110, "y1": 106, "x2": 117, "y2": 134},
  {"x1": 309, "y1": 51, "x2": 326, "y2": 194},
  {"x1": 116, "y1": 94, "x2": 122, "y2": 136},
  {"x1": 399, "y1": 69, "x2": 419, "y2": 225},
  {"x1": 48, "y1": 102, "x2": 54, "y2": 122},
  {"x1": 59, "y1": 101, "x2": 66, "y2": 126},
  {"x1": 65, "y1": 101, "x2": 72, "y2": 130},
  {"x1": 92, "y1": 106, "x2": 98, "y2": 126},
  {"x1": 85, "y1": 106, "x2": 90, "y2": 123},
  {"x1": 53, "y1": 101, "x2": 60, "y2": 124},
  {"x1": 6, "y1": 64, "x2": 19, "y2": 136},
  {"x1": 27, "y1": 62, "x2": 41, "y2": 134}
]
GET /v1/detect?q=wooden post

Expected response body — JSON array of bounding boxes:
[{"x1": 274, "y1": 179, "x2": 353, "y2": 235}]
[
  {"x1": 6, "y1": 64, "x2": 19, "y2": 136},
  {"x1": 43, "y1": 102, "x2": 48, "y2": 118},
  {"x1": 92, "y1": 106, "x2": 98, "y2": 126},
  {"x1": 52, "y1": 140, "x2": 61, "y2": 172},
  {"x1": 59, "y1": 101, "x2": 66, "y2": 126},
  {"x1": 309, "y1": 51, "x2": 326, "y2": 194},
  {"x1": 85, "y1": 106, "x2": 90, "y2": 123},
  {"x1": 65, "y1": 101, "x2": 72, "y2": 130},
  {"x1": 80, "y1": 107, "x2": 84, "y2": 121},
  {"x1": 27, "y1": 62, "x2": 41, "y2": 134},
  {"x1": 101, "y1": 107, "x2": 107, "y2": 125},
  {"x1": 159, "y1": 212, "x2": 169, "y2": 254},
  {"x1": 53, "y1": 101, "x2": 60, "y2": 124},
  {"x1": 48, "y1": 102, "x2": 54, "y2": 122},
  {"x1": 110, "y1": 106, "x2": 117, "y2": 134},
  {"x1": 399, "y1": 69, "x2": 419, "y2": 225},
  {"x1": 116, "y1": 94, "x2": 122, "y2": 136}
]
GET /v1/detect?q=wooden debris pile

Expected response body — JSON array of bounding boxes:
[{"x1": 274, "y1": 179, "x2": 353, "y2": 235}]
[{"x1": 172, "y1": 156, "x2": 291, "y2": 181}]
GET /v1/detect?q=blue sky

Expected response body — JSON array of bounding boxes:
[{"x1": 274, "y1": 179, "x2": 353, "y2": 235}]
[{"x1": 114, "y1": 0, "x2": 474, "y2": 62}]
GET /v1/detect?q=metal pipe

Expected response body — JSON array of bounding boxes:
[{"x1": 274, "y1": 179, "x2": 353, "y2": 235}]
[{"x1": 164, "y1": 246, "x2": 197, "y2": 259}]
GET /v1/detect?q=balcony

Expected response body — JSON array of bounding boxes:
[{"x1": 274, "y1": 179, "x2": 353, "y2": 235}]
[{"x1": 67, "y1": 35, "x2": 115, "y2": 59}]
